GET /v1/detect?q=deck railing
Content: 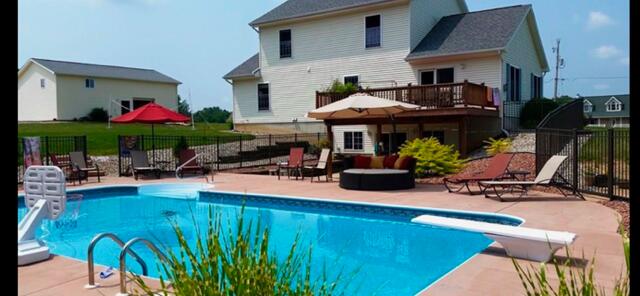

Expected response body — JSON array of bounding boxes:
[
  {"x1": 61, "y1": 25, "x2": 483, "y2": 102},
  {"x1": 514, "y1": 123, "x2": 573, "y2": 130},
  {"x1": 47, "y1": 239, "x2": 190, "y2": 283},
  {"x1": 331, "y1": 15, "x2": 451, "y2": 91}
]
[{"x1": 316, "y1": 81, "x2": 493, "y2": 109}]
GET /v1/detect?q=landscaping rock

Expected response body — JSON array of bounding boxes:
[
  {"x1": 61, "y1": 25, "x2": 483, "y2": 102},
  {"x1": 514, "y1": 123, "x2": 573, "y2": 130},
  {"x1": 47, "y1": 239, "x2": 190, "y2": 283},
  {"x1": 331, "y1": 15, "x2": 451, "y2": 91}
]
[{"x1": 510, "y1": 132, "x2": 536, "y2": 153}]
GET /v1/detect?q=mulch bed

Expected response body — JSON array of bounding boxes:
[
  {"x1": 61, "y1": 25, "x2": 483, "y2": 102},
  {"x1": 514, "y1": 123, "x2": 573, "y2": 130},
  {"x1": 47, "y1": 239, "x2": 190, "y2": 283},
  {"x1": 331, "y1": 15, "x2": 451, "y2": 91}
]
[{"x1": 599, "y1": 200, "x2": 630, "y2": 234}]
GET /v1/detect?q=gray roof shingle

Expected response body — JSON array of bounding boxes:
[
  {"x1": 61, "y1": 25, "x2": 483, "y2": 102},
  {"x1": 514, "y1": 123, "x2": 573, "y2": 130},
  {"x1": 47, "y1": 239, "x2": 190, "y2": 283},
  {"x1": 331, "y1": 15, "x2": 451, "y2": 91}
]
[
  {"x1": 582, "y1": 95, "x2": 629, "y2": 118},
  {"x1": 249, "y1": 0, "x2": 396, "y2": 26},
  {"x1": 223, "y1": 54, "x2": 260, "y2": 80},
  {"x1": 407, "y1": 5, "x2": 531, "y2": 60},
  {"x1": 30, "y1": 58, "x2": 181, "y2": 84}
]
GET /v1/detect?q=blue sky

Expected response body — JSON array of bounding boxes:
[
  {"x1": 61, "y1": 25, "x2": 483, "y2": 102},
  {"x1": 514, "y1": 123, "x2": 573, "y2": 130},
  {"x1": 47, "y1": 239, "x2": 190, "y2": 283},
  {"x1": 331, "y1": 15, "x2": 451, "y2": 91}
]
[{"x1": 18, "y1": 0, "x2": 629, "y2": 111}]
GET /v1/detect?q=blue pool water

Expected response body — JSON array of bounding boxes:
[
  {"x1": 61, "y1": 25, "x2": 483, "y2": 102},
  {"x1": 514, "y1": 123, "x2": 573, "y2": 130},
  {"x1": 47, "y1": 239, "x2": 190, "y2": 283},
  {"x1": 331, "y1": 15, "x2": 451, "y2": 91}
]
[{"x1": 18, "y1": 184, "x2": 522, "y2": 295}]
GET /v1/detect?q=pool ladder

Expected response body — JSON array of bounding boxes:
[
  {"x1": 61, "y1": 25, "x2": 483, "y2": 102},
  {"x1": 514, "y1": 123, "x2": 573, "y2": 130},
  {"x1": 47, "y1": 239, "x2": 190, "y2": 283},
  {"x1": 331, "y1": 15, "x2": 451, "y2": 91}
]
[
  {"x1": 175, "y1": 153, "x2": 214, "y2": 183},
  {"x1": 85, "y1": 233, "x2": 168, "y2": 296}
]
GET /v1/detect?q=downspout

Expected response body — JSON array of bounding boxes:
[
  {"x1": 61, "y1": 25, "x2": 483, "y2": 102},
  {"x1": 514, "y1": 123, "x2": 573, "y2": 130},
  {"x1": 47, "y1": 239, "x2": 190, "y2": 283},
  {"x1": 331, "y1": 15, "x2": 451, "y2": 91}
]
[{"x1": 498, "y1": 49, "x2": 510, "y2": 137}]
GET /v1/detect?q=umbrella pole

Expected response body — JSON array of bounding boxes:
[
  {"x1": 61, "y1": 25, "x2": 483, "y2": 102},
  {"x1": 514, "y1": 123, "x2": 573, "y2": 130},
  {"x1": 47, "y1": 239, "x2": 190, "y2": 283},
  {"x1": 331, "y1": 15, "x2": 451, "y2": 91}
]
[
  {"x1": 391, "y1": 115, "x2": 397, "y2": 155},
  {"x1": 152, "y1": 123, "x2": 156, "y2": 166}
]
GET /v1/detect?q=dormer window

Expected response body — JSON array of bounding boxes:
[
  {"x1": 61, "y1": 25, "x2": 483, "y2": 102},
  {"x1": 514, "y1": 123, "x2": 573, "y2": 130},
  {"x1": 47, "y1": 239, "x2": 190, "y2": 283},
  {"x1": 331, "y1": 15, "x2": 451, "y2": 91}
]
[
  {"x1": 583, "y1": 100, "x2": 593, "y2": 112},
  {"x1": 365, "y1": 15, "x2": 381, "y2": 48},
  {"x1": 605, "y1": 97, "x2": 622, "y2": 112},
  {"x1": 279, "y1": 29, "x2": 292, "y2": 58}
]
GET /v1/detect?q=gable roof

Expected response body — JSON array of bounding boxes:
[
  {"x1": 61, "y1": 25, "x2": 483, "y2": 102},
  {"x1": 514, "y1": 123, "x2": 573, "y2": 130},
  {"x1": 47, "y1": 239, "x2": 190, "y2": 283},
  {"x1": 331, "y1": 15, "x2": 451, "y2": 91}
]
[
  {"x1": 223, "y1": 53, "x2": 260, "y2": 80},
  {"x1": 21, "y1": 58, "x2": 181, "y2": 84},
  {"x1": 407, "y1": 5, "x2": 532, "y2": 61},
  {"x1": 581, "y1": 95, "x2": 629, "y2": 118},
  {"x1": 249, "y1": 0, "x2": 468, "y2": 27}
]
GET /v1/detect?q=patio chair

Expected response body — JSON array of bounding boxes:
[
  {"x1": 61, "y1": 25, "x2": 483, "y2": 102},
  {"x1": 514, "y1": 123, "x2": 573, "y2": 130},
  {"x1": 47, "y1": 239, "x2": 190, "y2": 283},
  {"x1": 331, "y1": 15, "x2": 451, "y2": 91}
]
[
  {"x1": 277, "y1": 147, "x2": 305, "y2": 180},
  {"x1": 130, "y1": 150, "x2": 161, "y2": 180},
  {"x1": 443, "y1": 153, "x2": 514, "y2": 195},
  {"x1": 304, "y1": 148, "x2": 331, "y2": 182},
  {"x1": 177, "y1": 149, "x2": 205, "y2": 178},
  {"x1": 479, "y1": 155, "x2": 585, "y2": 201},
  {"x1": 69, "y1": 151, "x2": 101, "y2": 183},
  {"x1": 50, "y1": 153, "x2": 81, "y2": 185}
]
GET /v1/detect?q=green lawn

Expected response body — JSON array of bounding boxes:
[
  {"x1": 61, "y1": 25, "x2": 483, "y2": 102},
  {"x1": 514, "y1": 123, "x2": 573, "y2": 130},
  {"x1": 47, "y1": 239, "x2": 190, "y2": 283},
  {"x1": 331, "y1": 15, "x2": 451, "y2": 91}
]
[{"x1": 18, "y1": 122, "x2": 251, "y2": 156}]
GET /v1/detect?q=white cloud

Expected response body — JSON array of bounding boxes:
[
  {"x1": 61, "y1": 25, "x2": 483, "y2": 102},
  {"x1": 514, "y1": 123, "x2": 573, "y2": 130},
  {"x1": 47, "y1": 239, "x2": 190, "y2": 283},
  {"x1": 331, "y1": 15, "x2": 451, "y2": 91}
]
[
  {"x1": 619, "y1": 56, "x2": 630, "y2": 66},
  {"x1": 593, "y1": 83, "x2": 610, "y2": 90},
  {"x1": 592, "y1": 45, "x2": 620, "y2": 59},
  {"x1": 587, "y1": 11, "x2": 614, "y2": 30}
]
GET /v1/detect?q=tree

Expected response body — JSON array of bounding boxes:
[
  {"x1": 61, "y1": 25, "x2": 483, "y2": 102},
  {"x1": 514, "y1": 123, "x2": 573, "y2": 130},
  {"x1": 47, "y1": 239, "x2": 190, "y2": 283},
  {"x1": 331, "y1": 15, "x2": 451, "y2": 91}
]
[
  {"x1": 193, "y1": 106, "x2": 231, "y2": 123},
  {"x1": 177, "y1": 95, "x2": 191, "y2": 116}
]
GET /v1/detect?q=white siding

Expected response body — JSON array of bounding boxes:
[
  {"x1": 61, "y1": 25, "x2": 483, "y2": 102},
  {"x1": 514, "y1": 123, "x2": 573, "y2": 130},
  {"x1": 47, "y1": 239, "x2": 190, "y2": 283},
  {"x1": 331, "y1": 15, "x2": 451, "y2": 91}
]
[
  {"x1": 501, "y1": 13, "x2": 545, "y2": 103},
  {"x1": 18, "y1": 63, "x2": 58, "y2": 121},
  {"x1": 410, "y1": 56, "x2": 502, "y2": 88},
  {"x1": 235, "y1": 4, "x2": 416, "y2": 124},
  {"x1": 409, "y1": 0, "x2": 464, "y2": 50},
  {"x1": 332, "y1": 125, "x2": 375, "y2": 155}
]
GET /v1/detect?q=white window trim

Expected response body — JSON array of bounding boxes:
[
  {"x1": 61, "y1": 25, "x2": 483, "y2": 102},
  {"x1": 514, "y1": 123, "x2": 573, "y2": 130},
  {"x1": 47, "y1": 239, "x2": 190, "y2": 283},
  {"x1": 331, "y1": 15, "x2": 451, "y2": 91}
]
[
  {"x1": 583, "y1": 100, "x2": 593, "y2": 112},
  {"x1": 605, "y1": 96, "x2": 622, "y2": 112},
  {"x1": 343, "y1": 131, "x2": 364, "y2": 152},
  {"x1": 85, "y1": 78, "x2": 95, "y2": 89},
  {"x1": 364, "y1": 14, "x2": 382, "y2": 49},
  {"x1": 257, "y1": 82, "x2": 271, "y2": 112},
  {"x1": 279, "y1": 29, "x2": 293, "y2": 59}
]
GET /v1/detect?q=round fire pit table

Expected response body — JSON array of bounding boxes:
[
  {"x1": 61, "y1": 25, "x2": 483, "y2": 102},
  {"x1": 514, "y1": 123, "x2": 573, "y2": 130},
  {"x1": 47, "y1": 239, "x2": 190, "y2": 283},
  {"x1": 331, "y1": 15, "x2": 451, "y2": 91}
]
[{"x1": 339, "y1": 168, "x2": 415, "y2": 191}]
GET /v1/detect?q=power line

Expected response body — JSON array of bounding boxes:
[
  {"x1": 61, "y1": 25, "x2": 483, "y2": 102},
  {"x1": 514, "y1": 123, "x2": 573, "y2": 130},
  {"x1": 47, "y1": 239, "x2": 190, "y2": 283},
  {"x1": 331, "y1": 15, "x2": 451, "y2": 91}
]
[{"x1": 567, "y1": 76, "x2": 629, "y2": 81}]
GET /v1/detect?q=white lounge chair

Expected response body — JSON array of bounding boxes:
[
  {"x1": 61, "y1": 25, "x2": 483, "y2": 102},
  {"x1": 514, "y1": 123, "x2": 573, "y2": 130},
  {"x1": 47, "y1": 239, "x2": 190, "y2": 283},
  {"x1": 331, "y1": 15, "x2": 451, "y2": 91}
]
[
  {"x1": 478, "y1": 155, "x2": 585, "y2": 201},
  {"x1": 411, "y1": 214, "x2": 577, "y2": 262}
]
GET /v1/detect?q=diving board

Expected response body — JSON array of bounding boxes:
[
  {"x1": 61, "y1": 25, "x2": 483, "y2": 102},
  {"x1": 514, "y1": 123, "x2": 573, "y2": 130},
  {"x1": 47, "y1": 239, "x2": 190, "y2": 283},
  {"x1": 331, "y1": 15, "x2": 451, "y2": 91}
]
[{"x1": 411, "y1": 215, "x2": 577, "y2": 262}]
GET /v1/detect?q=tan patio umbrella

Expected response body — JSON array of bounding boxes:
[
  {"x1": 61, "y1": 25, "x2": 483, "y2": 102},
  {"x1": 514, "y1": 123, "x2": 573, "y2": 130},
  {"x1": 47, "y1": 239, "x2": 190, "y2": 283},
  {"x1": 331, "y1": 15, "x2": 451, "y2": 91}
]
[{"x1": 306, "y1": 93, "x2": 419, "y2": 153}]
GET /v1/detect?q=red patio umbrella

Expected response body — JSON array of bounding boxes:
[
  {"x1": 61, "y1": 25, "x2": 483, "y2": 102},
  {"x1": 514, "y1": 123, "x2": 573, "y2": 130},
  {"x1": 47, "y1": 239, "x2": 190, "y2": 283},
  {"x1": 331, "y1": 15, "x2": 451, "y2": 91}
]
[{"x1": 111, "y1": 102, "x2": 190, "y2": 165}]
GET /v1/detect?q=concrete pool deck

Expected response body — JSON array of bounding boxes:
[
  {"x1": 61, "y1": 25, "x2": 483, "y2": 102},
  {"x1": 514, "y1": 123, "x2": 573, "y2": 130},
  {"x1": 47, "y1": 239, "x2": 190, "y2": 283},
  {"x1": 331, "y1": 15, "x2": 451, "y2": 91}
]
[{"x1": 18, "y1": 174, "x2": 626, "y2": 295}]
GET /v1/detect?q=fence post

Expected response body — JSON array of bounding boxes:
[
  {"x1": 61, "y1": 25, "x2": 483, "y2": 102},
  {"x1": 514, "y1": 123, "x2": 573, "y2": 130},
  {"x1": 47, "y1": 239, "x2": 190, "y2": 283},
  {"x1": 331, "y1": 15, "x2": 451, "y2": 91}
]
[
  {"x1": 216, "y1": 137, "x2": 220, "y2": 171},
  {"x1": 239, "y1": 136, "x2": 243, "y2": 168},
  {"x1": 572, "y1": 129, "x2": 578, "y2": 192},
  {"x1": 117, "y1": 135, "x2": 122, "y2": 176},
  {"x1": 268, "y1": 134, "x2": 272, "y2": 165},
  {"x1": 82, "y1": 136, "x2": 88, "y2": 158},
  {"x1": 294, "y1": 133, "x2": 298, "y2": 146},
  {"x1": 607, "y1": 128, "x2": 614, "y2": 200},
  {"x1": 44, "y1": 136, "x2": 49, "y2": 165}
]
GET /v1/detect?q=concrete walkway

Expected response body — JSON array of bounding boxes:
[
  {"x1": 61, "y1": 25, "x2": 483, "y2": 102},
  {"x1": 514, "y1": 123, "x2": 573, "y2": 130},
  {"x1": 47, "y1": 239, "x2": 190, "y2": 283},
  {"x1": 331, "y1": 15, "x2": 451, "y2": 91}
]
[{"x1": 18, "y1": 174, "x2": 625, "y2": 295}]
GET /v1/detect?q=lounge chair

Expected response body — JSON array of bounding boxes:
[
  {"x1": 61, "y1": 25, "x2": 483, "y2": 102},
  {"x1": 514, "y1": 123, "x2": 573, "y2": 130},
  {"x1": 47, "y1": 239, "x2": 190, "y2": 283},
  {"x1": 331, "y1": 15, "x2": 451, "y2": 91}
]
[
  {"x1": 177, "y1": 149, "x2": 205, "y2": 177},
  {"x1": 479, "y1": 155, "x2": 585, "y2": 201},
  {"x1": 50, "y1": 153, "x2": 80, "y2": 184},
  {"x1": 277, "y1": 147, "x2": 304, "y2": 180},
  {"x1": 443, "y1": 153, "x2": 514, "y2": 195},
  {"x1": 69, "y1": 151, "x2": 101, "y2": 183},
  {"x1": 304, "y1": 148, "x2": 331, "y2": 182},
  {"x1": 130, "y1": 150, "x2": 161, "y2": 180},
  {"x1": 411, "y1": 214, "x2": 577, "y2": 262}
]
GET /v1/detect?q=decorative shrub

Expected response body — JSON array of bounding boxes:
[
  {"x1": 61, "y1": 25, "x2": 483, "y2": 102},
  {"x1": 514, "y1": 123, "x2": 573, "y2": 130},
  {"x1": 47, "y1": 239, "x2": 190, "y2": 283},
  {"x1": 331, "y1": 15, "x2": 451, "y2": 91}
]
[
  {"x1": 398, "y1": 137, "x2": 466, "y2": 177},
  {"x1": 324, "y1": 79, "x2": 359, "y2": 94},
  {"x1": 173, "y1": 136, "x2": 189, "y2": 158},
  {"x1": 131, "y1": 206, "x2": 350, "y2": 296},
  {"x1": 86, "y1": 107, "x2": 109, "y2": 122},
  {"x1": 519, "y1": 99, "x2": 560, "y2": 129},
  {"x1": 483, "y1": 137, "x2": 512, "y2": 156},
  {"x1": 308, "y1": 139, "x2": 332, "y2": 156}
]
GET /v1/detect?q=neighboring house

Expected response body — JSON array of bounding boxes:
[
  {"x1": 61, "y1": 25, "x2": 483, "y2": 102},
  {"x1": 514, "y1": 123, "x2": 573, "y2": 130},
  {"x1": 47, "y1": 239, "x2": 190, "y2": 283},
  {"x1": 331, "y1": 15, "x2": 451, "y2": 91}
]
[
  {"x1": 18, "y1": 58, "x2": 181, "y2": 122},
  {"x1": 223, "y1": 0, "x2": 548, "y2": 155},
  {"x1": 582, "y1": 95, "x2": 629, "y2": 127}
]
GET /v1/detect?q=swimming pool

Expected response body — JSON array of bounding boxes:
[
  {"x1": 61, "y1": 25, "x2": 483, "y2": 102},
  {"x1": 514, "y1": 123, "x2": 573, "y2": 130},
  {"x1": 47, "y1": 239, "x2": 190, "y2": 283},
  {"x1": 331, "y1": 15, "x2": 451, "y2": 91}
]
[{"x1": 18, "y1": 183, "x2": 523, "y2": 295}]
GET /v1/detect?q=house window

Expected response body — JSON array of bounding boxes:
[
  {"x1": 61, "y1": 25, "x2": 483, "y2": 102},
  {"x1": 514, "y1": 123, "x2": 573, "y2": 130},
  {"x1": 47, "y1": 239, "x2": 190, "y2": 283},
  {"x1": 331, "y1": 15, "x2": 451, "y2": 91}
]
[
  {"x1": 436, "y1": 68, "x2": 454, "y2": 84},
  {"x1": 505, "y1": 64, "x2": 521, "y2": 101},
  {"x1": 420, "y1": 68, "x2": 454, "y2": 85},
  {"x1": 365, "y1": 15, "x2": 381, "y2": 48},
  {"x1": 422, "y1": 131, "x2": 445, "y2": 144},
  {"x1": 257, "y1": 83, "x2": 270, "y2": 111},
  {"x1": 344, "y1": 75, "x2": 359, "y2": 86},
  {"x1": 531, "y1": 74, "x2": 542, "y2": 99},
  {"x1": 133, "y1": 98, "x2": 154, "y2": 110},
  {"x1": 85, "y1": 78, "x2": 95, "y2": 88},
  {"x1": 583, "y1": 100, "x2": 593, "y2": 112},
  {"x1": 606, "y1": 97, "x2": 622, "y2": 112},
  {"x1": 279, "y1": 29, "x2": 292, "y2": 58},
  {"x1": 344, "y1": 131, "x2": 363, "y2": 150},
  {"x1": 40, "y1": 79, "x2": 46, "y2": 88}
]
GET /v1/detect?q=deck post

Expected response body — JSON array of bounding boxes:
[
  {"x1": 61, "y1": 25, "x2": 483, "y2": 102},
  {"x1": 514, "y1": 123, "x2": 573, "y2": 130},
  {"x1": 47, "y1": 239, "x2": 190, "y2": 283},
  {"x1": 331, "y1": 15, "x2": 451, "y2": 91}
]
[
  {"x1": 458, "y1": 117, "x2": 468, "y2": 157},
  {"x1": 325, "y1": 122, "x2": 333, "y2": 178}
]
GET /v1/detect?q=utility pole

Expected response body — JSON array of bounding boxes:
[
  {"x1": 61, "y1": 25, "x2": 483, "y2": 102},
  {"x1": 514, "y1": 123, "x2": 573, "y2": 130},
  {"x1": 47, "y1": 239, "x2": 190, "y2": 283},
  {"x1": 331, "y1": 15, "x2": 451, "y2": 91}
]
[
  {"x1": 552, "y1": 39, "x2": 565, "y2": 100},
  {"x1": 189, "y1": 89, "x2": 195, "y2": 130}
]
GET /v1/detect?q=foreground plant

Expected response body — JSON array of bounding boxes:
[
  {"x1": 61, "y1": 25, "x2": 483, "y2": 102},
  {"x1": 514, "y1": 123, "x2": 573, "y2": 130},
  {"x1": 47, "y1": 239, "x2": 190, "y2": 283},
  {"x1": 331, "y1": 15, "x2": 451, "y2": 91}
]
[
  {"x1": 512, "y1": 223, "x2": 630, "y2": 296},
  {"x1": 131, "y1": 206, "x2": 349, "y2": 295},
  {"x1": 398, "y1": 137, "x2": 466, "y2": 176},
  {"x1": 483, "y1": 137, "x2": 512, "y2": 156}
]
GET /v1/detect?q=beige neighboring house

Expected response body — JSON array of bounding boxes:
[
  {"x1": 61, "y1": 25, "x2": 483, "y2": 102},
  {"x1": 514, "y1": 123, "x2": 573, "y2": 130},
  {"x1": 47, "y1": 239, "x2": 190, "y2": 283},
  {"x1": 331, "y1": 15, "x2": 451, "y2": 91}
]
[
  {"x1": 18, "y1": 58, "x2": 181, "y2": 122},
  {"x1": 223, "y1": 0, "x2": 548, "y2": 155}
]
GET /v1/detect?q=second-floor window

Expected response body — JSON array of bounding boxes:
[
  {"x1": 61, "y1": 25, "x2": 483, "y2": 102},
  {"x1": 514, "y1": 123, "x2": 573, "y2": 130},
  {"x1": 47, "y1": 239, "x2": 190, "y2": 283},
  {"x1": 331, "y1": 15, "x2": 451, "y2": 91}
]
[
  {"x1": 531, "y1": 74, "x2": 542, "y2": 99},
  {"x1": 344, "y1": 75, "x2": 359, "y2": 86},
  {"x1": 258, "y1": 83, "x2": 270, "y2": 111},
  {"x1": 365, "y1": 15, "x2": 381, "y2": 48},
  {"x1": 40, "y1": 79, "x2": 46, "y2": 89},
  {"x1": 420, "y1": 68, "x2": 454, "y2": 85},
  {"x1": 279, "y1": 29, "x2": 292, "y2": 58},
  {"x1": 85, "y1": 78, "x2": 95, "y2": 88},
  {"x1": 505, "y1": 64, "x2": 521, "y2": 101},
  {"x1": 344, "y1": 131, "x2": 363, "y2": 150}
]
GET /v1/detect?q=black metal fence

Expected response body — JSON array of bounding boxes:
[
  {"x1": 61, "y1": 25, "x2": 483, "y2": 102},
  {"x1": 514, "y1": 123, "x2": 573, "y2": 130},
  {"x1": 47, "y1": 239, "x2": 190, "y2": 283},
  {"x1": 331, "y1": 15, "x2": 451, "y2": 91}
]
[
  {"x1": 536, "y1": 128, "x2": 629, "y2": 200},
  {"x1": 17, "y1": 136, "x2": 87, "y2": 183},
  {"x1": 117, "y1": 133, "x2": 327, "y2": 176},
  {"x1": 502, "y1": 100, "x2": 527, "y2": 132}
]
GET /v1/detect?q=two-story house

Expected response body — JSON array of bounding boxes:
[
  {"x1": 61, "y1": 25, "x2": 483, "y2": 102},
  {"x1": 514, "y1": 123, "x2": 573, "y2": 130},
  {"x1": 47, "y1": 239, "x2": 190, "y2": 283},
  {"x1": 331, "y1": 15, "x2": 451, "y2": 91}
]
[
  {"x1": 582, "y1": 95, "x2": 630, "y2": 127},
  {"x1": 224, "y1": 0, "x2": 548, "y2": 155},
  {"x1": 18, "y1": 58, "x2": 181, "y2": 122}
]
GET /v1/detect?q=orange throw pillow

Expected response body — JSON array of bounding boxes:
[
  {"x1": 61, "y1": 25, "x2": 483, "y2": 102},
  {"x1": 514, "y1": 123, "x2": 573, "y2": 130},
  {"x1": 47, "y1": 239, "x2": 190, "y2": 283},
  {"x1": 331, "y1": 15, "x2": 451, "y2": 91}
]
[
  {"x1": 383, "y1": 155, "x2": 399, "y2": 168},
  {"x1": 370, "y1": 156, "x2": 385, "y2": 169},
  {"x1": 394, "y1": 156, "x2": 409, "y2": 169}
]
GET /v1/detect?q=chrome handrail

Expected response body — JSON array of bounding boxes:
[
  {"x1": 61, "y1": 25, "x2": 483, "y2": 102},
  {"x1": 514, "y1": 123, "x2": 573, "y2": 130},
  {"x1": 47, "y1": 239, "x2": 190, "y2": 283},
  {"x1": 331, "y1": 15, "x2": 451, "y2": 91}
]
[
  {"x1": 119, "y1": 237, "x2": 169, "y2": 295},
  {"x1": 175, "y1": 153, "x2": 201, "y2": 179},
  {"x1": 85, "y1": 233, "x2": 148, "y2": 288}
]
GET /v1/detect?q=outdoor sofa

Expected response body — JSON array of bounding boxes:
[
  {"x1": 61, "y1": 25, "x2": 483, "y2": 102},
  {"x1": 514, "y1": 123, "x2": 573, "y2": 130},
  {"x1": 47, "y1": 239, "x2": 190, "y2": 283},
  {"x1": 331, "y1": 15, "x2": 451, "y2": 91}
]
[{"x1": 339, "y1": 154, "x2": 416, "y2": 190}]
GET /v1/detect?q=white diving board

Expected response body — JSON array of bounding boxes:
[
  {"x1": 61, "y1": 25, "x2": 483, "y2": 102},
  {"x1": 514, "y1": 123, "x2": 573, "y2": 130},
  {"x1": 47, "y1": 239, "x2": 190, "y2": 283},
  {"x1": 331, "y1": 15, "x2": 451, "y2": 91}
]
[{"x1": 411, "y1": 214, "x2": 577, "y2": 262}]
